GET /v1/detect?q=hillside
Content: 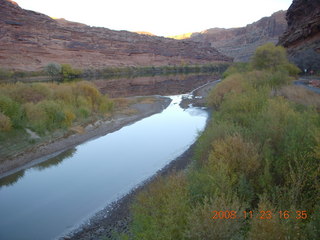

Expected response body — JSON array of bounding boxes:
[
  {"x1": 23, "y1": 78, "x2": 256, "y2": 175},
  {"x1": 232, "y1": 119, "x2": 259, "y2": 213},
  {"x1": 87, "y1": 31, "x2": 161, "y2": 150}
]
[
  {"x1": 0, "y1": 0, "x2": 232, "y2": 71},
  {"x1": 278, "y1": 0, "x2": 320, "y2": 72},
  {"x1": 170, "y1": 11, "x2": 287, "y2": 62}
]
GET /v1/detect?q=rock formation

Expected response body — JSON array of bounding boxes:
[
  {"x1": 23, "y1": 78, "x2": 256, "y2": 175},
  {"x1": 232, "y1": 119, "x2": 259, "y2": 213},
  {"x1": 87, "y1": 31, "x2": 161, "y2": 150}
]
[
  {"x1": 0, "y1": 0, "x2": 232, "y2": 71},
  {"x1": 171, "y1": 11, "x2": 287, "y2": 62},
  {"x1": 278, "y1": 0, "x2": 320, "y2": 72}
]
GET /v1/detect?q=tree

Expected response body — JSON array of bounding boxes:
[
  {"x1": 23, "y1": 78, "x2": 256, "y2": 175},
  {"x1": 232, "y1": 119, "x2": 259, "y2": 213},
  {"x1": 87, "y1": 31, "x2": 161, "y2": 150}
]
[
  {"x1": 45, "y1": 63, "x2": 61, "y2": 78},
  {"x1": 252, "y1": 43, "x2": 288, "y2": 70},
  {"x1": 251, "y1": 43, "x2": 300, "y2": 77}
]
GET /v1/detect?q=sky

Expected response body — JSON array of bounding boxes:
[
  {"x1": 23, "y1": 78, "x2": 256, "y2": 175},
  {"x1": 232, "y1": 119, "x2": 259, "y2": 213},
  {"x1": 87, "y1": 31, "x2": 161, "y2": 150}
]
[{"x1": 14, "y1": 0, "x2": 293, "y2": 37}]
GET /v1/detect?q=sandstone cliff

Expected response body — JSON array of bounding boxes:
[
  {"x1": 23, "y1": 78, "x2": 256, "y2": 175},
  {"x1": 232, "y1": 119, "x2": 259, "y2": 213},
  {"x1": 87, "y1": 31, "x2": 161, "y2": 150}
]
[
  {"x1": 171, "y1": 11, "x2": 287, "y2": 62},
  {"x1": 278, "y1": 0, "x2": 320, "y2": 71},
  {"x1": 0, "y1": 0, "x2": 232, "y2": 71}
]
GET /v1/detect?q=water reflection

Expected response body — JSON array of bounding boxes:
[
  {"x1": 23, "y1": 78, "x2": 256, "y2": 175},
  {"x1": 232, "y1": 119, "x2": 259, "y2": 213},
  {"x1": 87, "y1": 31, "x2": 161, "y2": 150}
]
[
  {"x1": 93, "y1": 74, "x2": 219, "y2": 97},
  {"x1": 34, "y1": 148, "x2": 76, "y2": 171},
  {"x1": 0, "y1": 171, "x2": 25, "y2": 188},
  {"x1": 0, "y1": 148, "x2": 76, "y2": 188}
]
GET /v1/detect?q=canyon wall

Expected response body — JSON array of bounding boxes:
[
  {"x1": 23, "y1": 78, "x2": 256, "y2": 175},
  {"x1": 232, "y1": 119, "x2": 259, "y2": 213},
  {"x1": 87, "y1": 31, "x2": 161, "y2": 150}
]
[
  {"x1": 278, "y1": 0, "x2": 320, "y2": 71},
  {"x1": 0, "y1": 0, "x2": 232, "y2": 71},
  {"x1": 172, "y1": 11, "x2": 287, "y2": 62}
]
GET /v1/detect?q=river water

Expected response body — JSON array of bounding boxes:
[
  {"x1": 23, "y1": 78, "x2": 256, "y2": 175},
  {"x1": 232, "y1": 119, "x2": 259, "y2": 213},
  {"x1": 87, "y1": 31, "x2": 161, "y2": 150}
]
[{"x1": 0, "y1": 94, "x2": 208, "y2": 240}]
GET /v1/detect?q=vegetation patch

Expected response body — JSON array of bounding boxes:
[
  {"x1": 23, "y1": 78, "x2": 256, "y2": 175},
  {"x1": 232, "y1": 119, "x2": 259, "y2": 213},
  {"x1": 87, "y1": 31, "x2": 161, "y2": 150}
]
[
  {"x1": 124, "y1": 43, "x2": 320, "y2": 239},
  {"x1": 0, "y1": 81, "x2": 113, "y2": 159}
]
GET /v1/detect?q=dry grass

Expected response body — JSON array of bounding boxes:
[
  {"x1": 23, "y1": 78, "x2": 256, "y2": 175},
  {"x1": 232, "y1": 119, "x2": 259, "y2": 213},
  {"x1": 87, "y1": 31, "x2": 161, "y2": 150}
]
[
  {"x1": 113, "y1": 98, "x2": 131, "y2": 108},
  {"x1": 120, "y1": 108, "x2": 139, "y2": 116},
  {"x1": 134, "y1": 96, "x2": 157, "y2": 104},
  {"x1": 70, "y1": 125, "x2": 85, "y2": 134},
  {"x1": 278, "y1": 85, "x2": 320, "y2": 110}
]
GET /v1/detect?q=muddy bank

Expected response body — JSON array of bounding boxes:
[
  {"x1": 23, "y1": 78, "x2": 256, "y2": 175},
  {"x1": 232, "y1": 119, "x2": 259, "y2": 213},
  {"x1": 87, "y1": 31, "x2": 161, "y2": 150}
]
[
  {"x1": 66, "y1": 80, "x2": 218, "y2": 240},
  {"x1": 0, "y1": 96, "x2": 171, "y2": 178}
]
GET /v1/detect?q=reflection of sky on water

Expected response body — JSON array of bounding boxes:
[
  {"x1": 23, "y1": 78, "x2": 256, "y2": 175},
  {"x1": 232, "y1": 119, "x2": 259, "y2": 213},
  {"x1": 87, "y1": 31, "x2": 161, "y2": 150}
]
[{"x1": 0, "y1": 95, "x2": 208, "y2": 240}]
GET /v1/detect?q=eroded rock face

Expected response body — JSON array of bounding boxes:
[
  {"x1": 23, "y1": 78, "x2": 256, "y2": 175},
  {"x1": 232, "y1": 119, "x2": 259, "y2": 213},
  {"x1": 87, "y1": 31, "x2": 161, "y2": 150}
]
[
  {"x1": 278, "y1": 0, "x2": 320, "y2": 71},
  {"x1": 0, "y1": 0, "x2": 232, "y2": 71},
  {"x1": 186, "y1": 11, "x2": 287, "y2": 62}
]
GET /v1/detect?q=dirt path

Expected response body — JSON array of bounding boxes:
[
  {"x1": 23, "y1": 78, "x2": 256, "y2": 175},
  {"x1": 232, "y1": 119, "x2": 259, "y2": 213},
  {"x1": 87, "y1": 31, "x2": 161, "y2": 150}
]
[{"x1": 294, "y1": 78, "x2": 320, "y2": 94}]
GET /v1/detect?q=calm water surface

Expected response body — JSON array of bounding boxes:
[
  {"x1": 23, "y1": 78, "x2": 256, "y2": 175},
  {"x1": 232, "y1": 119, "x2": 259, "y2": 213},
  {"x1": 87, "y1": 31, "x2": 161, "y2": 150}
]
[{"x1": 0, "y1": 95, "x2": 208, "y2": 240}]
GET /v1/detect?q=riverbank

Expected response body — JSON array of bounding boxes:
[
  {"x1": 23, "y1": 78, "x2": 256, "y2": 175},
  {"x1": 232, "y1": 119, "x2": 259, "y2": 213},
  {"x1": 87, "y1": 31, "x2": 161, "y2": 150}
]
[
  {"x1": 66, "y1": 80, "x2": 218, "y2": 240},
  {"x1": 0, "y1": 96, "x2": 171, "y2": 178}
]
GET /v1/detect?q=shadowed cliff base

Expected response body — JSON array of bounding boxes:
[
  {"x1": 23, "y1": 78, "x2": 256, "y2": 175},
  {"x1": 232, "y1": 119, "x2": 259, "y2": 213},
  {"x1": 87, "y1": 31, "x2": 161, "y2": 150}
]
[{"x1": 278, "y1": 0, "x2": 320, "y2": 72}]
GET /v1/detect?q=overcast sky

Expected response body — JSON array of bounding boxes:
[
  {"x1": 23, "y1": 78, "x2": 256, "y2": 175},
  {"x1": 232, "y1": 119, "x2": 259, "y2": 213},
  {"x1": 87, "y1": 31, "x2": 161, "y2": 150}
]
[{"x1": 14, "y1": 0, "x2": 292, "y2": 37}]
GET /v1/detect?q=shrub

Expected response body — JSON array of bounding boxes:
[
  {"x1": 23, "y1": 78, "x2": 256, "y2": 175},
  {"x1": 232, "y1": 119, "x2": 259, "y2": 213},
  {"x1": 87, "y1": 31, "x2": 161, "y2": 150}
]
[
  {"x1": 188, "y1": 161, "x2": 234, "y2": 203},
  {"x1": 6, "y1": 82, "x2": 50, "y2": 103},
  {"x1": 0, "y1": 113, "x2": 12, "y2": 131},
  {"x1": 45, "y1": 62, "x2": 62, "y2": 78},
  {"x1": 131, "y1": 173, "x2": 190, "y2": 240},
  {"x1": 207, "y1": 73, "x2": 250, "y2": 108},
  {"x1": 61, "y1": 64, "x2": 82, "y2": 79},
  {"x1": 251, "y1": 43, "x2": 288, "y2": 71},
  {"x1": 24, "y1": 102, "x2": 47, "y2": 134},
  {"x1": 75, "y1": 81, "x2": 102, "y2": 111},
  {"x1": 193, "y1": 120, "x2": 242, "y2": 167},
  {"x1": 251, "y1": 43, "x2": 300, "y2": 78},
  {"x1": 98, "y1": 95, "x2": 114, "y2": 113},
  {"x1": 53, "y1": 84, "x2": 74, "y2": 104},
  {"x1": 0, "y1": 81, "x2": 113, "y2": 134},
  {"x1": 248, "y1": 196, "x2": 286, "y2": 240},
  {"x1": 218, "y1": 87, "x2": 268, "y2": 127},
  {"x1": 222, "y1": 62, "x2": 250, "y2": 78},
  {"x1": 209, "y1": 134, "x2": 260, "y2": 178},
  {"x1": 184, "y1": 196, "x2": 245, "y2": 240},
  {"x1": 0, "y1": 94, "x2": 24, "y2": 128},
  {"x1": 63, "y1": 109, "x2": 76, "y2": 127}
]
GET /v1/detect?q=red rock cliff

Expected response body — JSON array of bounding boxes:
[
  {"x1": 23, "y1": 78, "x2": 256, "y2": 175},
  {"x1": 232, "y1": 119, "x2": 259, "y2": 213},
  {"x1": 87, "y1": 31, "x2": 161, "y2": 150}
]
[{"x1": 0, "y1": 0, "x2": 232, "y2": 71}]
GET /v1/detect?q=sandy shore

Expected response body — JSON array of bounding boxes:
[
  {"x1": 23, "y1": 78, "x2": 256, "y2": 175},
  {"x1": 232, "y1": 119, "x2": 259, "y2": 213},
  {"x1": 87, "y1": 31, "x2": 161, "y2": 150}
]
[
  {"x1": 65, "y1": 80, "x2": 218, "y2": 240},
  {"x1": 0, "y1": 96, "x2": 171, "y2": 178}
]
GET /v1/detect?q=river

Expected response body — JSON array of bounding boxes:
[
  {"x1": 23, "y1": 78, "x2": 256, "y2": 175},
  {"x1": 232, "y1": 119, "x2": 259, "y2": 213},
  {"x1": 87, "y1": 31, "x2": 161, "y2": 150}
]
[{"x1": 0, "y1": 93, "x2": 208, "y2": 240}]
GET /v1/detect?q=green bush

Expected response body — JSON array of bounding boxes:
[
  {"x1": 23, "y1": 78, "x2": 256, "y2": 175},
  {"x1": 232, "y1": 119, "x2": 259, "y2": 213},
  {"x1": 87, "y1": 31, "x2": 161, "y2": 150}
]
[
  {"x1": 61, "y1": 64, "x2": 82, "y2": 79},
  {"x1": 248, "y1": 196, "x2": 287, "y2": 240},
  {"x1": 0, "y1": 81, "x2": 113, "y2": 134},
  {"x1": 184, "y1": 196, "x2": 245, "y2": 240},
  {"x1": 251, "y1": 43, "x2": 300, "y2": 78},
  {"x1": 0, "y1": 113, "x2": 12, "y2": 131},
  {"x1": 193, "y1": 120, "x2": 242, "y2": 167},
  {"x1": 131, "y1": 173, "x2": 190, "y2": 240},
  {"x1": 251, "y1": 43, "x2": 288, "y2": 71},
  {"x1": 207, "y1": 73, "x2": 251, "y2": 108},
  {"x1": 0, "y1": 95, "x2": 24, "y2": 128},
  {"x1": 222, "y1": 62, "x2": 250, "y2": 78},
  {"x1": 118, "y1": 43, "x2": 319, "y2": 239}
]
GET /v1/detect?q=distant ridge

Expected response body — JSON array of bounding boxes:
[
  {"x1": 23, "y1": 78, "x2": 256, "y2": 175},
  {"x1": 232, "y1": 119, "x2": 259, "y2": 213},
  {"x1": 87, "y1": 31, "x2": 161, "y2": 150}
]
[
  {"x1": 0, "y1": 0, "x2": 232, "y2": 71},
  {"x1": 170, "y1": 11, "x2": 287, "y2": 62}
]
